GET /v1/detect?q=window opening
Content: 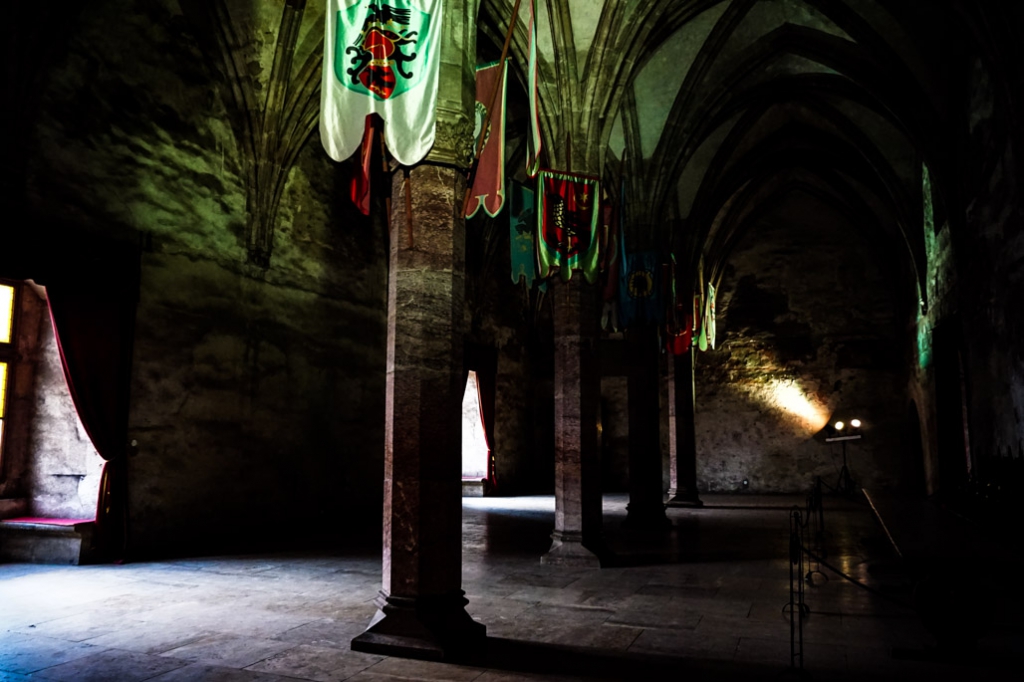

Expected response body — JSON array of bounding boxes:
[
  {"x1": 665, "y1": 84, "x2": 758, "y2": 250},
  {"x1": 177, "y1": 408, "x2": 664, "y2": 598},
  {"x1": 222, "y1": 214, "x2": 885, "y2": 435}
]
[
  {"x1": 0, "y1": 284, "x2": 13, "y2": 344},
  {"x1": 0, "y1": 361, "x2": 7, "y2": 458},
  {"x1": 0, "y1": 283, "x2": 14, "y2": 465}
]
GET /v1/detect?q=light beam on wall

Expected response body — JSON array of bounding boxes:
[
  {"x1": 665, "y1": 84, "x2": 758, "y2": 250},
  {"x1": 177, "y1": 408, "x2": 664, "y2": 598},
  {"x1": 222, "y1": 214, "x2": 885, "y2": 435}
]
[{"x1": 759, "y1": 379, "x2": 830, "y2": 434}]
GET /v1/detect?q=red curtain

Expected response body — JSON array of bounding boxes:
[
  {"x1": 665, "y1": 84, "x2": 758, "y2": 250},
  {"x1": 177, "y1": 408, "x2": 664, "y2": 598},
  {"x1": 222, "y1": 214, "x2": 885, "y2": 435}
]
[{"x1": 45, "y1": 242, "x2": 140, "y2": 558}]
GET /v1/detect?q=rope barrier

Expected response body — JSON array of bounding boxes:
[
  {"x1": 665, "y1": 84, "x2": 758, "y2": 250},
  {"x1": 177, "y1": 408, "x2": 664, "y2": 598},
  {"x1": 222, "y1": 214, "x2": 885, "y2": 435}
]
[{"x1": 784, "y1": 477, "x2": 917, "y2": 676}]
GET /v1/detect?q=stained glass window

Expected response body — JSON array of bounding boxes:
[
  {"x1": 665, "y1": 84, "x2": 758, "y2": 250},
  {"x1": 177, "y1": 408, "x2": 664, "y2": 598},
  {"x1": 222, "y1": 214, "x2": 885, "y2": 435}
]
[
  {"x1": 0, "y1": 361, "x2": 7, "y2": 456},
  {"x1": 0, "y1": 284, "x2": 13, "y2": 344},
  {"x1": 0, "y1": 284, "x2": 12, "y2": 461}
]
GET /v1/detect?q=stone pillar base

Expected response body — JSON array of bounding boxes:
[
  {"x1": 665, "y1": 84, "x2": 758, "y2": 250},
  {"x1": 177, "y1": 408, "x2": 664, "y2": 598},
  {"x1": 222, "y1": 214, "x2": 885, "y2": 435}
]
[
  {"x1": 351, "y1": 590, "x2": 485, "y2": 661},
  {"x1": 541, "y1": 531, "x2": 602, "y2": 567},
  {"x1": 624, "y1": 502, "x2": 672, "y2": 530},
  {"x1": 666, "y1": 488, "x2": 704, "y2": 508}
]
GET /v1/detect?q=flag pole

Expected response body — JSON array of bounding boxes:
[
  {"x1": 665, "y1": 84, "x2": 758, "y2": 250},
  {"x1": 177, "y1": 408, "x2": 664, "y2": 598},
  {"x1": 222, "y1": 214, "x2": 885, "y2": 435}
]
[
  {"x1": 566, "y1": 131, "x2": 572, "y2": 173},
  {"x1": 404, "y1": 169, "x2": 414, "y2": 248},
  {"x1": 378, "y1": 118, "x2": 392, "y2": 236},
  {"x1": 462, "y1": 0, "x2": 524, "y2": 217}
]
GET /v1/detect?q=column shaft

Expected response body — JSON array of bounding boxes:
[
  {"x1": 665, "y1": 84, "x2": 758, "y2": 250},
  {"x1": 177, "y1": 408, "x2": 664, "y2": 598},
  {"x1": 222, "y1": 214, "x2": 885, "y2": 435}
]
[
  {"x1": 542, "y1": 276, "x2": 603, "y2": 566},
  {"x1": 625, "y1": 325, "x2": 670, "y2": 528},
  {"x1": 352, "y1": 167, "x2": 484, "y2": 659},
  {"x1": 667, "y1": 349, "x2": 703, "y2": 507}
]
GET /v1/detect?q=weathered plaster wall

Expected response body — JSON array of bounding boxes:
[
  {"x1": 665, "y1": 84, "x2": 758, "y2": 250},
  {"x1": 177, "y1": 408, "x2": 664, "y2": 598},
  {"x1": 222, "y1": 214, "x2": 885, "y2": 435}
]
[
  {"x1": 27, "y1": 299, "x2": 105, "y2": 519},
  {"x1": 694, "y1": 198, "x2": 906, "y2": 493},
  {"x1": 0, "y1": 286, "x2": 43, "y2": 507},
  {"x1": 25, "y1": 0, "x2": 387, "y2": 555}
]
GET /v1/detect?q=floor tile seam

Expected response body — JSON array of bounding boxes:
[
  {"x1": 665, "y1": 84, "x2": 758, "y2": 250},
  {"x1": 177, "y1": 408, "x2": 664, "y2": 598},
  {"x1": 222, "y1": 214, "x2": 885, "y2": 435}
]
[
  {"x1": 123, "y1": 655, "x2": 193, "y2": 682},
  {"x1": 83, "y1": 629, "x2": 219, "y2": 654},
  {"x1": 157, "y1": 638, "x2": 303, "y2": 667},
  {"x1": 240, "y1": 653, "x2": 362, "y2": 682},
  {"x1": 361, "y1": 658, "x2": 488, "y2": 682},
  {"x1": 0, "y1": 644, "x2": 114, "y2": 676},
  {"x1": 607, "y1": 621, "x2": 700, "y2": 634}
]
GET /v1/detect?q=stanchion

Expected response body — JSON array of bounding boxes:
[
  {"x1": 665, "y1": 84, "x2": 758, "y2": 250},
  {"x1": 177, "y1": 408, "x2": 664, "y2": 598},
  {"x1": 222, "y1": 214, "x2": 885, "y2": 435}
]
[
  {"x1": 804, "y1": 478, "x2": 828, "y2": 585},
  {"x1": 781, "y1": 508, "x2": 809, "y2": 678}
]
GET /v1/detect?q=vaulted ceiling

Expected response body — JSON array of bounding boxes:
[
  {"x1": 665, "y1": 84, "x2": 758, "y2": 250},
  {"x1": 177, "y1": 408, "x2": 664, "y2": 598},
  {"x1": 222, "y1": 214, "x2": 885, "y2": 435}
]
[{"x1": 478, "y1": 0, "x2": 999, "y2": 307}]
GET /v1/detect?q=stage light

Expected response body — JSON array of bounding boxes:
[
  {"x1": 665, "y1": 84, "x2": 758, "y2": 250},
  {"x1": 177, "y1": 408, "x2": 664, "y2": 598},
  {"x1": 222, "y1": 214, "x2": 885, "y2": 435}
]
[
  {"x1": 850, "y1": 419, "x2": 862, "y2": 428},
  {"x1": 834, "y1": 421, "x2": 845, "y2": 431}
]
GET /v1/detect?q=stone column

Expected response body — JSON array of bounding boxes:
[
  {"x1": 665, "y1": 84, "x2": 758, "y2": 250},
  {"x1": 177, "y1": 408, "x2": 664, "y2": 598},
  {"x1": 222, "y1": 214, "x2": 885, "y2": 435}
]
[
  {"x1": 541, "y1": 275, "x2": 603, "y2": 566},
  {"x1": 351, "y1": 0, "x2": 482, "y2": 661},
  {"x1": 351, "y1": 166, "x2": 484, "y2": 660},
  {"x1": 625, "y1": 324, "x2": 670, "y2": 528},
  {"x1": 666, "y1": 349, "x2": 703, "y2": 507}
]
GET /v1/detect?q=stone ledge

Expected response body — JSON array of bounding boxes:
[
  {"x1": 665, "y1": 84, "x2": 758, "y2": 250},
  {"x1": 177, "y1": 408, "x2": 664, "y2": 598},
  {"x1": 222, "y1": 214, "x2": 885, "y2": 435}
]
[{"x1": 0, "y1": 517, "x2": 96, "y2": 565}]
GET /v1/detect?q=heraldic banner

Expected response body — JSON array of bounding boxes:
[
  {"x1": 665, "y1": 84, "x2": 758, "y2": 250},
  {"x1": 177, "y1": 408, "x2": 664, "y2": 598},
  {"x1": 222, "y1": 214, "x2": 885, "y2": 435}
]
[
  {"x1": 320, "y1": 0, "x2": 443, "y2": 166},
  {"x1": 619, "y1": 251, "x2": 663, "y2": 329},
  {"x1": 510, "y1": 182, "x2": 537, "y2": 286},
  {"x1": 526, "y1": 0, "x2": 543, "y2": 177},
  {"x1": 536, "y1": 171, "x2": 600, "y2": 283},
  {"x1": 467, "y1": 60, "x2": 507, "y2": 218}
]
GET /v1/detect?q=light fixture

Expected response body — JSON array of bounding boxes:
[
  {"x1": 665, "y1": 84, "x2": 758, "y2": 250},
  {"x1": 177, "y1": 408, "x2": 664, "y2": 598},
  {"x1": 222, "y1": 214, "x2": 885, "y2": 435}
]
[
  {"x1": 834, "y1": 421, "x2": 845, "y2": 431},
  {"x1": 850, "y1": 419, "x2": 862, "y2": 429}
]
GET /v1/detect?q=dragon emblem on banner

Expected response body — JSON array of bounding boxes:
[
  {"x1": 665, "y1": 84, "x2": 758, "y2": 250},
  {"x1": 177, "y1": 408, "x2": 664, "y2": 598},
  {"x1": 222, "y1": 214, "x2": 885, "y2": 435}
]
[{"x1": 345, "y1": 3, "x2": 423, "y2": 100}]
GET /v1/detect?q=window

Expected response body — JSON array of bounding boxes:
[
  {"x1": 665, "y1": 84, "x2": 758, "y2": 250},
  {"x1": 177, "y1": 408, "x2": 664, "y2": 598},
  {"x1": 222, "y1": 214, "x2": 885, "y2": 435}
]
[{"x1": 0, "y1": 282, "x2": 16, "y2": 466}]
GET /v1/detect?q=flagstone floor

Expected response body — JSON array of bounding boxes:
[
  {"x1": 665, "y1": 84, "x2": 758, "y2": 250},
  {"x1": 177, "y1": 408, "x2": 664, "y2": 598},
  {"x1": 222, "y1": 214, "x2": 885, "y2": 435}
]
[{"x1": 1, "y1": 494, "x2": 1019, "y2": 681}]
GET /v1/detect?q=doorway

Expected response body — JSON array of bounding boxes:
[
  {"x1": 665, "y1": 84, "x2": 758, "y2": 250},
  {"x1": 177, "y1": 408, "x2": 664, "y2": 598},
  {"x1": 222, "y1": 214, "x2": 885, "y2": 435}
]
[{"x1": 462, "y1": 370, "x2": 489, "y2": 482}]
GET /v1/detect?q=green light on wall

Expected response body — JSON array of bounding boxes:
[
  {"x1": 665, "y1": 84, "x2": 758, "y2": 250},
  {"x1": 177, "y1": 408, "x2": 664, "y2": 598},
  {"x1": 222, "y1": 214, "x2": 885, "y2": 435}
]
[{"x1": 917, "y1": 307, "x2": 932, "y2": 370}]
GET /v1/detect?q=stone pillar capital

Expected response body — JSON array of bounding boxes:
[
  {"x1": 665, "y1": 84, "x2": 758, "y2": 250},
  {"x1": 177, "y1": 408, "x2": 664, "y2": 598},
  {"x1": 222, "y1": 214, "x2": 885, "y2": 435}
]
[{"x1": 425, "y1": 0, "x2": 478, "y2": 169}]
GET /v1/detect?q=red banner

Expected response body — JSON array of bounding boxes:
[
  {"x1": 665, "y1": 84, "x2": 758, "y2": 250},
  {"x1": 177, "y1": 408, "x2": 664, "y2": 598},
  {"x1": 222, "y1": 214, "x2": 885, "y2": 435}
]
[{"x1": 466, "y1": 61, "x2": 507, "y2": 218}]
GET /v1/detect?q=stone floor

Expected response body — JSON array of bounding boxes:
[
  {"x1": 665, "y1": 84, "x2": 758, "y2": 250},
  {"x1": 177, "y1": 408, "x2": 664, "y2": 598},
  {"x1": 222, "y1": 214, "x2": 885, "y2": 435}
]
[{"x1": 0, "y1": 494, "x2": 1020, "y2": 681}]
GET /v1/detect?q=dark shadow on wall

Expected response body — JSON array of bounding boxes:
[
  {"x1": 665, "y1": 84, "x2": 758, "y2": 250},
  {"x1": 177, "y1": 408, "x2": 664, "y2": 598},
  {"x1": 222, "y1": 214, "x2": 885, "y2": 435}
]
[
  {"x1": 901, "y1": 401, "x2": 927, "y2": 496},
  {"x1": 932, "y1": 320, "x2": 971, "y2": 498}
]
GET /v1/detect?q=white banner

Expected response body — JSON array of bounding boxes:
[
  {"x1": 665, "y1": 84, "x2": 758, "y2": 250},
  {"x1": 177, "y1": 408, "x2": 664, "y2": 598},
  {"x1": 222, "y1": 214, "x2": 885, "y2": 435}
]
[{"x1": 320, "y1": 0, "x2": 443, "y2": 166}]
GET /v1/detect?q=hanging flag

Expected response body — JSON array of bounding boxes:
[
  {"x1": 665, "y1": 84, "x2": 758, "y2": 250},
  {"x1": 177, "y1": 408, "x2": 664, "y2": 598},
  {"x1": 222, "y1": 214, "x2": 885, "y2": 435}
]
[
  {"x1": 619, "y1": 251, "x2": 663, "y2": 328},
  {"x1": 350, "y1": 116, "x2": 375, "y2": 215},
  {"x1": 599, "y1": 199, "x2": 621, "y2": 330},
  {"x1": 510, "y1": 182, "x2": 537, "y2": 286},
  {"x1": 320, "y1": 0, "x2": 443, "y2": 166},
  {"x1": 694, "y1": 292, "x2": 706, "y2": 352},
  {"x1": 599, "y1": 196, "x2": 619, "y2": 297},
  {"x1": 667, "y1": 314, "x2": 693, "y2": 355},
  {"x1": 536, "y1": 170, "x2": 600, "y2": 283},
  {"x1": 706, "y1": 282, "x2": 717, "y2": 350},
  {"x1": 665, "y1": 254, "x2": 691, "y2": 354},
  {"x1": 526, "y1": 0, "x2": 543, "y2": 176},
  {"x1": 467, "y1": 60, "x2": 508, "y2": 218}
]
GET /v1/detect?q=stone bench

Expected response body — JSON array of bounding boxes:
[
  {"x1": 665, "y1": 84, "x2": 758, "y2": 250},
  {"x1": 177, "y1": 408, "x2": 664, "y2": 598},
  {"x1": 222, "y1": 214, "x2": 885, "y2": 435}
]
[{"x1": 0, "y1": 517, "x2": 97, "y2": 565}]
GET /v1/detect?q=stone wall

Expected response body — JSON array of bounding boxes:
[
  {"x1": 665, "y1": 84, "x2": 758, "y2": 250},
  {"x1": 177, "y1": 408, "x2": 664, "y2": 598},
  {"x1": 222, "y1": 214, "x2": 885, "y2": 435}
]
[
  {"x1": 28, "y1": 295, "x2": 105, "y2": 519},
  {"x1": 693, "y1": 198, "x2": 906, "y2": 494},
  {"x1": 23, "y1": 0, "x2": 388, "y2": 555},
  {"x1": 956, "y1": 55, "x2": 1024, "y2": 477}
]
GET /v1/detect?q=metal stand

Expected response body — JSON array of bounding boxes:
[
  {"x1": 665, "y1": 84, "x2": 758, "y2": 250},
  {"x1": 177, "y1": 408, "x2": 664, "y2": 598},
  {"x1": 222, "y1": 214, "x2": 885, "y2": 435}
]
[{"x1": 825, "y1": 435, "x2": 861, "y2": 497}]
